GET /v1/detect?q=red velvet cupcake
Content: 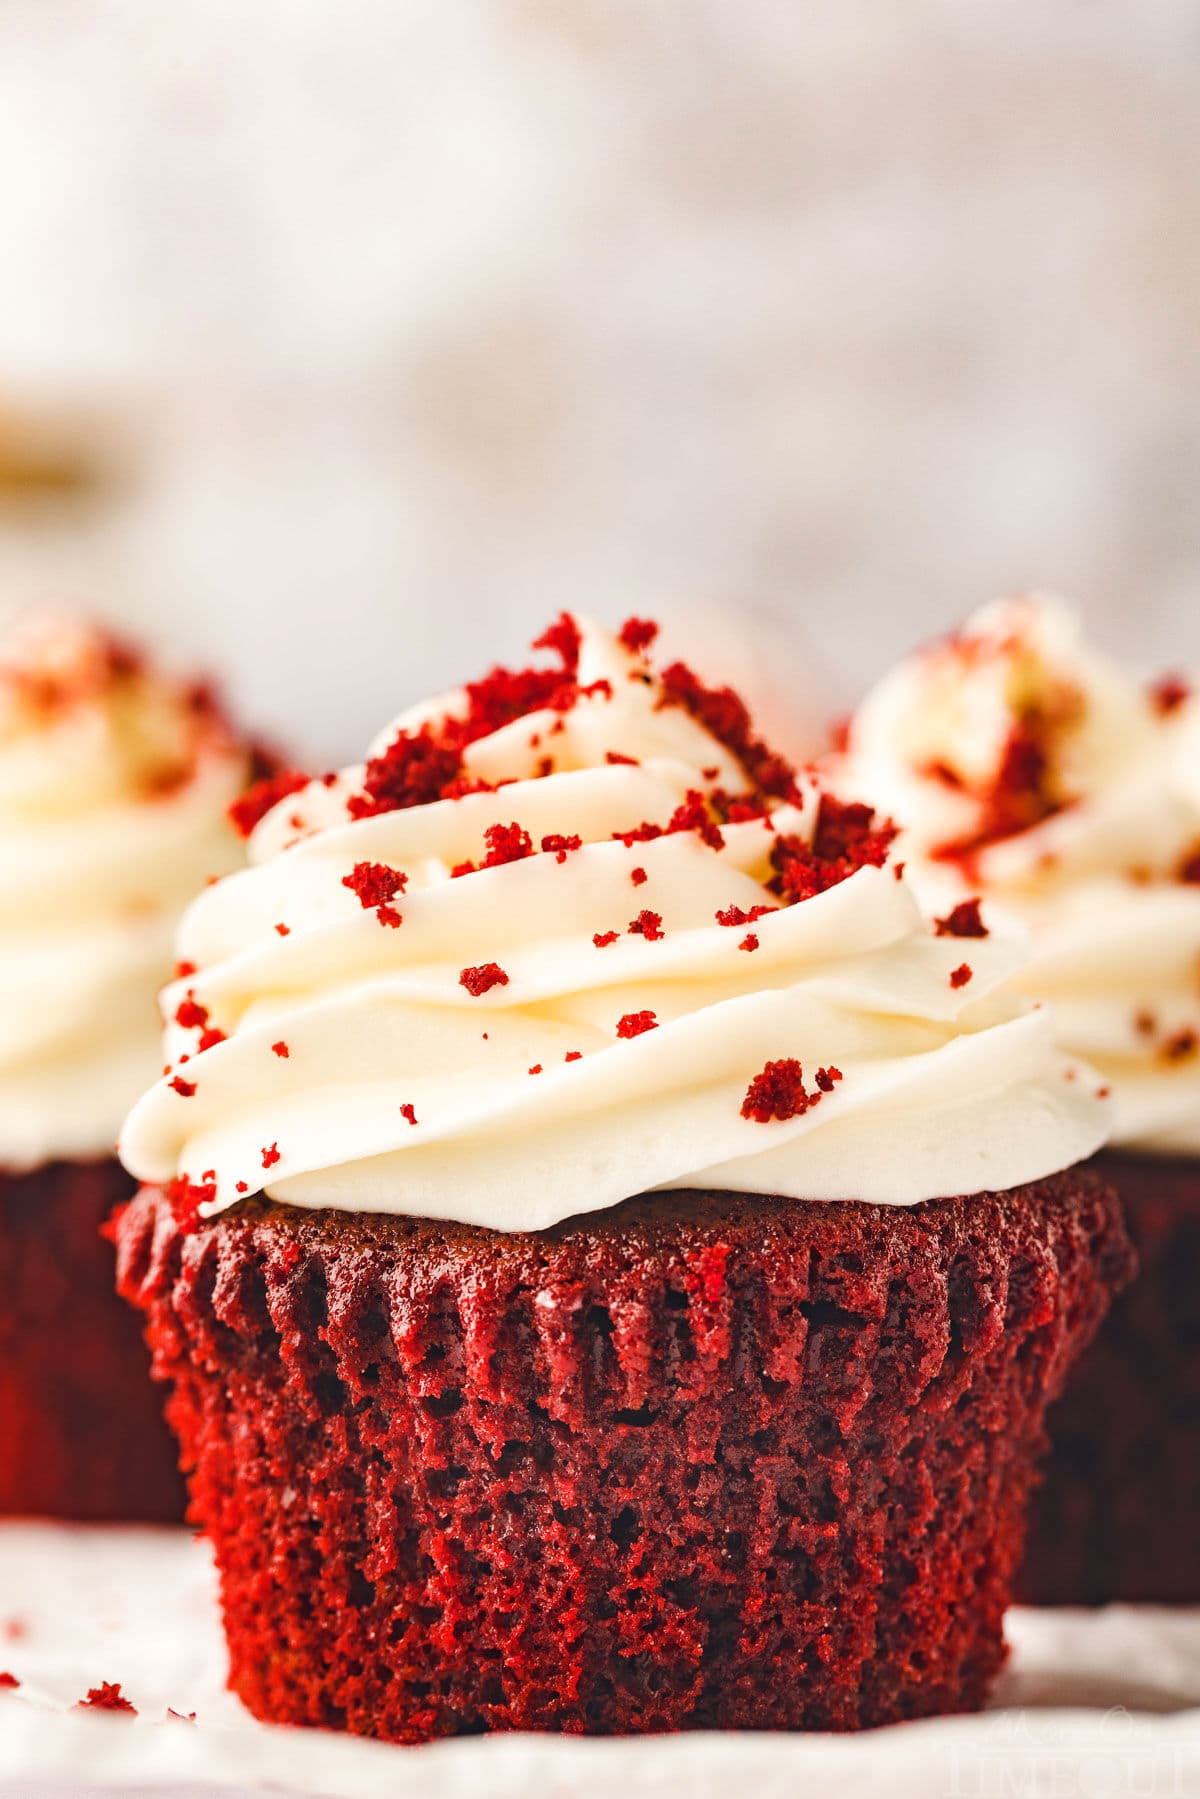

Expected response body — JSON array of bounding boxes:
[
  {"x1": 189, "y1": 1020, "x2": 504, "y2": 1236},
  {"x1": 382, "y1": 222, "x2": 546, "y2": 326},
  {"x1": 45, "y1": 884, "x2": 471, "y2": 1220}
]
[
  {"x1": 118, "y1": 614, "x2": 1125, "y2": 1736},
  {"x1": 0, "y1": 614, "x2": 250, "y2": 1520},
  {"x1": 837, "y1": 596, "x2": 1200, "y2": 1603}
]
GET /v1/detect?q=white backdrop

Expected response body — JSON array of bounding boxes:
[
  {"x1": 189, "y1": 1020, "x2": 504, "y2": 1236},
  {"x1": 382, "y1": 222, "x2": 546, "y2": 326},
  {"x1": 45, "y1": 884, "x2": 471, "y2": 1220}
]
[{"x1": 0, "y1": 1, "x2": 1196, "y2": 766}]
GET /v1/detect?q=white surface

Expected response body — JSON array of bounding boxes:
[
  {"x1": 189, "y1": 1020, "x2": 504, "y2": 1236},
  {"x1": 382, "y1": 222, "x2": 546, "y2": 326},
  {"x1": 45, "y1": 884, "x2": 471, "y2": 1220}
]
[{"x1": 0, "y1": 1524, "x2": 1196, "y2": 1799}]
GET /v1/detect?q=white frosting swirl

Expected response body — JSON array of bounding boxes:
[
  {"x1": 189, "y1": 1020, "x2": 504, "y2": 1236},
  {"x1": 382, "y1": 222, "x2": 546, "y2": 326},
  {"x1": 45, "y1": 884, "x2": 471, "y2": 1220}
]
[
  {"x1": 838, "y1": 596, "x2": 1200, "y2": 1155},
  {"x1": 0, "y1": 615, "x2": 249, "y2": 1170},
  {"x1": 120, "y1": 618, "x2": 1107, "y2": 1229}
]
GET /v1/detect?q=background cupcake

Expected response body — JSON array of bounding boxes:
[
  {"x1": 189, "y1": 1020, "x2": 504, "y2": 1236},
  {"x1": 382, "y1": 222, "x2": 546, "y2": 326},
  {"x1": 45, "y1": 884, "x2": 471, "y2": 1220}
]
[
  {"x1": 836, "y1": 595, "x2": 1200, "y2": 1602},
  {"x1": 0, "y1": 611, "x2": 250, "y2": 1520},
  {"x1": 116, "y1": 614, "x2": 1127, "y2": 1738}
]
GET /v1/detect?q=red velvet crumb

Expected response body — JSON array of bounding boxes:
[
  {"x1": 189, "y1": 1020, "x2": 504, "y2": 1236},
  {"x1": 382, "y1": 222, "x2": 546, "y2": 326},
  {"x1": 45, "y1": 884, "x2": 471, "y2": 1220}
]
[
  {"x1": 628, "y1": 909, "x2": 664, "y2": 941},
  {"x1": 716, "y1": 903, "x2": 776, "y2": 927},
  {"x1": 565, "y1": 1050, "x2": 583, "y2": 1062},
  {"x1": 950, "y1": 964, "x2": 974, "y2": 989},
  {"x1": 169, "y1": 1076, "x2": 196, "y2": 1098},
  {"x1": 230, "y1": 770, "x2": 309, "y2": 839},
  {"x1": 1178, "y1": 842, "x2": 1200, "y2": 884},
  {"x1": 272, "y1": 1042, "x2": 289, "y2": 1058},
  {"x1": 769, "y1": 797, "x2": 897, "y2": 904},
  {"x1": 631, "y1": 866, "x2": 648, "y2": 886},
  {"x1": 528, "y1": 1065, "x2": 543, "y2": 1076},
  {"x1": 342, "y1": 862, "x2": 408, "y2": 908},
  {"x1": 934, "y1": 899, "x2": 989, "y2": 939},
  {"x1": 658, "y1": 661, "x2": 800, "y2": 802},
  {"x1": 616, "y1": 1010, "x2": 658, "y2": 1039},
  {"x1": 1149, "y1": 673, "x2": 1191, "y2": 716},
  {"x1": 541, "y1": 833, "x2": 582, "y2": 863},
  {"x1": 400, "y1": 1104, "x2": 418, "y2": 1126},
  {"x1": 741, "y1": 1058, "x2": 842, "y2": 1122},
  {"x1": 460, "y1": 963, "x2": 510, "y2": 996},
  {"x1": 482, "y1": 822, "x2": 534, "y2": 867},
  {"x1": 618, "y1": 617, "x2": 660, "y2": 655},
  {"x1": 164, "y1": 1176, "x2": 216, "y2": 1233},
  {"x1": 593, "y1": 931, "x2": 620, "y2": 948},
  {"x1": 0, "y1": 1672, "x2": 18, "y2": 1689},
  {"x1": 261, "y1": 1144, "x2": 281, "y2": 1170},
  {"x1": 275, "y1": 922, "x2": 291, "y2": 936},
  {"x1": 739, "y1": 934, "x2": 760, "y2": 952},
  {"x1": 77, "y1": 1682, "x2": 136, "y2": 1715}
]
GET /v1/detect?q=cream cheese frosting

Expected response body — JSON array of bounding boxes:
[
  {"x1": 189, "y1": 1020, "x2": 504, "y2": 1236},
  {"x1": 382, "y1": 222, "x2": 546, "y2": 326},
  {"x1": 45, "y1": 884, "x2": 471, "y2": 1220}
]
[
  {"x1": 120, "y1": 615, "x2": 1108, "y2": 1229},
  {"x1": 837, "y1": 595, "x2": 1200, "y2": 1156},
  {"x1": 0, "y1": 614, "x2": 250, "y2": 1170}
]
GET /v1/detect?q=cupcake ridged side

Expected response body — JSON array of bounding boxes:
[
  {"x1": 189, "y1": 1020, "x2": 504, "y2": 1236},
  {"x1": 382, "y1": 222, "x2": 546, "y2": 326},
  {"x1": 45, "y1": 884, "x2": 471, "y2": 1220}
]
[{"x1": 116, "y1": 1172, "x2": 1128, "y2": 1739}]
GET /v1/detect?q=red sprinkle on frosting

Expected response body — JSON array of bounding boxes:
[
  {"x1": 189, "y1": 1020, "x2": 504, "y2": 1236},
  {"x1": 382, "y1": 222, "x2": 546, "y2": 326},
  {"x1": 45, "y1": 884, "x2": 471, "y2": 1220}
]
[
  {"x1": 741, "y1": 1058, "x2": 842, "y2": 1122},
  {"x1": 1150, "y1": 673, "x2": 1191, "y2": 717},
  {"x1": 658, "y1": 660, "x2": 800, "y2": 803},
  {"x1": 541, "y1": 832, "x2": 582, "y2": 863},
  {"x1": 230, "y1": 770, "x2": 309, "y2": 839},
  {"x1": 342, "y1": 862, "x2": 407, "y2": 908},
  {"x1": 77, "y1": 1682, "x2": 136, "y2": 1715},
  {"x1": 481, "y1": 822, "x2": 534, "y2": 867},
  {"x1": 347, "y1": 615, "x2": 582, "y2": 820},
  {"x1": 934, "y1": 899, "x2": 989, "y2": 939},
  {"x1": 616, "y1": 1010, "x2": 658, "y2": 1039},
  {"x1": 459, "y1": 963, "x2": 510, "y2": 996},
  {"x1": 769, "y1": 797, "x2": 897, "y2": 903},
  {"x1": 618, "y1": 617, "x2": 660, "y2": 655},
  {"x1": 716, "y1": 903, "x2": 777, "y2": 927}
]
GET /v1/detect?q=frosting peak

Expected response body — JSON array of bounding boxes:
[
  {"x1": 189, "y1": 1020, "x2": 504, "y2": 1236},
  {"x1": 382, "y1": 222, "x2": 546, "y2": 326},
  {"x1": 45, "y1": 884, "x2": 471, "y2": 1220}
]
[
  {"x1": 0, "y1": 613, "x2": 250, "y2": 1170},
  {"x1": 121, "y1": 615, "x2": 1108, "y2": 1228},
  {"x1": 838, "y1": 596, "x2": 1200, "y2": 1154}
]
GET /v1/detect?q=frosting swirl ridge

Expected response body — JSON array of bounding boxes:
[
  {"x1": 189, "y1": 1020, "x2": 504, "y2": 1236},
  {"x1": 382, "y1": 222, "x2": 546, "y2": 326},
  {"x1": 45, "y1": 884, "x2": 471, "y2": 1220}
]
[
  {"x1": 838, "y1": 595, "x2": 1200, "y2": 1154},
  {"x1": 121, "y1": 616, "x2": 1107, "y2": 1227},
  {"x1": 0, "y1": 615, "x2": 249, "y2": 1168}
]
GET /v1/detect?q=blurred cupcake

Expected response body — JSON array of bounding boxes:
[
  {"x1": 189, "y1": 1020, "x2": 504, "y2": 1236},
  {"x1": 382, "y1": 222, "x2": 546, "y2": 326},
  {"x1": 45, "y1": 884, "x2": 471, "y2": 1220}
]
[
  {"x1": 837, "y1": 595, "x2": 1200, "y2": 1602},
  {"x1": 0, "y1": 612, "x2": 250, "y2": 1519},
  {"x1": 116, "y1": 614, "x2": 1125, "y2": 1739}
]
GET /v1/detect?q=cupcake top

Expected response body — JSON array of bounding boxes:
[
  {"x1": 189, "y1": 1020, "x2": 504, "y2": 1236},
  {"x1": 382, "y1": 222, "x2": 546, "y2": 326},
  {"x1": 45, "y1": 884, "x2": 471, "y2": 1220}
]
[
  {"x1": 0, "y1": 613, "x2": 250, "y2": 1170},
  {"x1": 837, "y1": 595, "x2": 1200, "y2": 1155},
  {"x1": 120, "y1": 614, "x2": 1108, "y2": 1230}
]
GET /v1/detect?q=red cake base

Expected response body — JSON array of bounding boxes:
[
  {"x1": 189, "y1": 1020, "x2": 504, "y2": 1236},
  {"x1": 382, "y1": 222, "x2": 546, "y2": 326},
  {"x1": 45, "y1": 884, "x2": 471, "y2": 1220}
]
[
  {"x1": 115, "y1": 1172, "x2": 1128, "y2": 1740},
  {"x1": 1019, "y1": 1149, "x2": 1200, "y2": 1604},
  {"x1": 0, "y1": 1159, "x2": 184, "y2": 1522}
]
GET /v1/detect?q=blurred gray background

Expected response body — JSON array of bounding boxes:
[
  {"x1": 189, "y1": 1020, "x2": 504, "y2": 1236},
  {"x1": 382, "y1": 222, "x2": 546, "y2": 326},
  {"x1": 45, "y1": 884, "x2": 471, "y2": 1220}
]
[{"x1": 0, "y1": 1, "x2": 1196, "y2": 765}]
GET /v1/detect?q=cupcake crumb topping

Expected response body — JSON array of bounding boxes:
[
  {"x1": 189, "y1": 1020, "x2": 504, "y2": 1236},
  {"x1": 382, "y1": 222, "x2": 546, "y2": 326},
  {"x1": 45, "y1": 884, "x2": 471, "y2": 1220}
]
[{"x1": 741, "y1": 1059, "x2": 842, "y2": 1123}]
